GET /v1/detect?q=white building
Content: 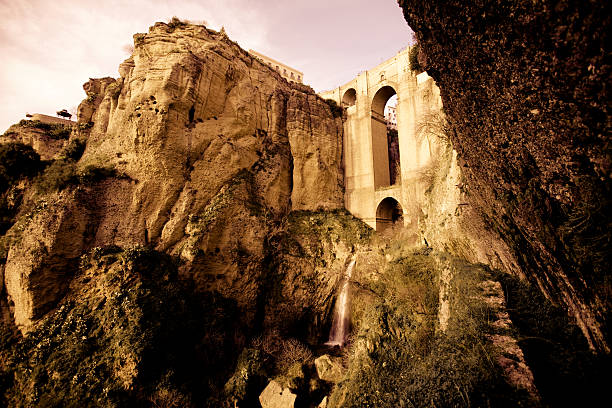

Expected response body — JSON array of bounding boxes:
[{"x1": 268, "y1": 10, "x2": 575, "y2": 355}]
[
  {"x1": 385, "y1": 105, "x2": 397, "y2": 130},
  {"x1": 249, "y1": 49, "x2": 304, "y2": 84}
]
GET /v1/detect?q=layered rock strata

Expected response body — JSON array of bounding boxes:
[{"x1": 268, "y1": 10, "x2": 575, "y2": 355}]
[{"x1": 2, "y1": 21, "x2": 344, "y2": 333}]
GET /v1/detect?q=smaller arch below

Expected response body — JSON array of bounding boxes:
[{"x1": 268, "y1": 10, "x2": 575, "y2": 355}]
[
  {"x1": 342, "y1": 88, "x2": 357, "y2": 107},
  {"x1": 376, "y1": 197, "x2": 404, "y2": 233}
]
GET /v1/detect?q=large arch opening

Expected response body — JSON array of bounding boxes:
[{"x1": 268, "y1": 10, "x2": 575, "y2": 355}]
[
  {"x1": 376, "y1": 197, "x2": 404, "y2": 233},
  {"x1": 371, "y1": 86, "x2": 401, "y2": 189},
  {"x1": 342, "y1": 88, "x2": 357, "y2": 107}
]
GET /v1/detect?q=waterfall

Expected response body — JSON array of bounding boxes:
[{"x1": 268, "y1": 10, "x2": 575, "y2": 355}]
[{"x1": 325, "y1": 257, "x2": 356, "y2": 347}]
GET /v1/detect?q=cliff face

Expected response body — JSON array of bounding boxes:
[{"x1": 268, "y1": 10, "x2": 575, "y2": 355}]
[
  {"x1": 2, "y1": 21, "x2": 344, "y2": 333},
  {"x1": 399, "y1": 0, "x2": 610, "y2": 352}
]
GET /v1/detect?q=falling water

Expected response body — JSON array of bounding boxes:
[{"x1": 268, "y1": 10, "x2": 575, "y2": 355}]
[{"x1": 325, "y1": 257, "x2": 356, "y2": 347}]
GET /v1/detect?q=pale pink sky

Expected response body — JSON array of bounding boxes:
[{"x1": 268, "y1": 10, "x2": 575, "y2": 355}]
[{"x1": 0, "y1": 0, "x2": 413, "y2": 132}]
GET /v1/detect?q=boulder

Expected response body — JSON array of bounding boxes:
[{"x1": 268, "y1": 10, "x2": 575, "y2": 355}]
[
  {"x1": 314, "y1": 354, "x2": 344, "y2": 383},
  {"x1": 259, "y1": 380, "x2": 296, "y2": 408}
]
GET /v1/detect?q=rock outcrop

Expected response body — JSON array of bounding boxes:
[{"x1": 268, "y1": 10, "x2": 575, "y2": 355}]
[
  {"x1": 259, "y1": 380, "x2": 297, "y2": 408},
  {"x1": 2, "y1": 21, "x2": 344, "y2": 334},
  {"x1": 314, "y1": 354, "x2": 344, "y2": 383},
  {"x1": 399, "y1": 0, "x2": 611, "y2": 352},
  {"x1": 1, "y1": 120, "x2": 72, "y2": 161}
]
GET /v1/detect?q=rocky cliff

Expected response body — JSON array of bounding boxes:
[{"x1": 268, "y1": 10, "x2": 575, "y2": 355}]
[
  {"x1": 1, "y1": 10, "x2": 609, "y2": 407},
  {"x1": 1, "y1": 20, "x2": 344, "y2": 335},
  {"x1": 399, "y1": 0, "x2": 611, "y2": 353}
]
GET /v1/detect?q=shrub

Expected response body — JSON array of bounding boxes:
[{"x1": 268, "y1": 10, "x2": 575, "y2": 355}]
[
  {"x1": 78, "y1": 121, "x2": 94, "y2": 130},
  {"x1": 224, "y1": 348, "x2": 267, "y2": 404},
  {"x1": 17, "y1": 120, "x2": 72, "y2": 139},
  {"x1": 0, "y1": 249, "x2": 243, "y2": 407},
  {"x1": 167, "y1": 16, "x2": 187, "y2": 30},
  {"x1": 62, "y1": 138, "x2": 86, "y2": 161},
  {"x1": 276, "y1": 338, "x2": 314, "y2": 373},
  {"x1": 0, "y1": 142, "x2": 42, "y2": 192},
  {"x1": 324, "y1": 99, "x2": 343, "y2": 118},
  {"x1": 409, "y1": 43, "x2": 423, "y2": 73},
  {"x1": 78, "y1": 164, "x2": 117, "y2": 184},
  {"x1": 48, "y1": 125, "x2": 72, "y2": 139},
  {"x1": 34, "y1": 159, "x2": 77, "y2": 193}
]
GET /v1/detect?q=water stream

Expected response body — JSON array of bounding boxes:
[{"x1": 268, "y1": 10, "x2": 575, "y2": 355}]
[{"x1": 325, "y1": 256, "x2": 356, "y2": 347}]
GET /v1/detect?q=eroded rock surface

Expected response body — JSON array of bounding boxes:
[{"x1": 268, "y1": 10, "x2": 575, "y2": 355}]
[
  {"x1": 2, "y1": 21, "x2": 344, "y2": 334},
  {"x1": 399, "y1": 0, "x2": 611, "y2": 352},
  {"x1": 314, "y1": 354, "x2": 344, "y2": 383},
  {"x1": 259, "y1": 380, "x2": 297, "y2": 408}
]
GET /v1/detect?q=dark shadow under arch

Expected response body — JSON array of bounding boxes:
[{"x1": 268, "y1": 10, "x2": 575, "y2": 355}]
[
  {"x1": 342, "y1": 88, "x2": 357, "y2": 107},
  {"x1": 376, "y1": 197, "x2": 404, "y2": 233}
]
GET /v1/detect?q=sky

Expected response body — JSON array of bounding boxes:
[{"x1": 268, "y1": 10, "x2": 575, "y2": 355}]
[{"x1": 0, "y1": 0, "x2": 414, "y2": 133}]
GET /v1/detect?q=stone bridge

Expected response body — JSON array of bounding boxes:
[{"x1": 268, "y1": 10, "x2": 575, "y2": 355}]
[{"x1": 320, "y1": 45, "x2": 444, "y2": 232}]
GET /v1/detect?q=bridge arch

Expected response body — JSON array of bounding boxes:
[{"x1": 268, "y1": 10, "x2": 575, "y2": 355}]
[
  {"x1": 342, "y1": 88, "x2": 357, "y2": 107},
  {"x1": 370, "y1": 85, "x2": 401, "y2": 189},
  {"x1": 376, "y1": 197, "x2": 404, "y2": 232}
]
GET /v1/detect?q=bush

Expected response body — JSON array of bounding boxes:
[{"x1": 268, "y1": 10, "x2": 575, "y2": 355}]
[
  {"x1": 409, "y1": 44, "x2": 422, "y2": 73},
  {"x1": 224, "y1": 348, "x2": 267, "y2": 405},
  {"x1": 78, "y1": 121, "x2": 94, "y2": 130},
  {"x1": 33, "y1": 157, "x2": 120, "y2": 193},
  {"x1": 0, "y1": 142, "x2": 42, "y2": 192},
  {"x1": 62, "y1": 138, "x2": 86, "y2": 161},
  {"x1": 18, "y1": 120, "x2": 72, "y2": 139},
  {"x1": 78, "y1": 164, "x2": 117, "y2": 184},
  {"x1": 167, "y1": 16, "x2": 187, "y2": 30},
  {"x1": 324, "y1": 99, "x2": 343, "y2": 118},
  {"x1": 34, "y1": 159, "x2": 77, "y2": 193}
]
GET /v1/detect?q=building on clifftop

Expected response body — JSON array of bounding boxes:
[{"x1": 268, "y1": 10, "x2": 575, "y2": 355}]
[{"x1": 249, "y1": 49, "x2": 303, "y2": 84}]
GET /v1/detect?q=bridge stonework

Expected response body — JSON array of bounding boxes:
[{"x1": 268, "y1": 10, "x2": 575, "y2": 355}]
[{"x1": 320, "y1": 46, "x2": 444, "y2": 232}]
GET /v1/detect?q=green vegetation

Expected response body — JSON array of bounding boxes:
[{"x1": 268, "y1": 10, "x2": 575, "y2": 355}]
[
  {"x1": 33, "y1": 159, "x2": 78, "y2": 193},
  {"x1": 324, "y1": 99, "x2": 344, "y2": 118},
  {"x1": 0, "y1": 142, "x2": 42, "y2": 191},
  {"x1": 167, "y1": 16, "x2": 188, "y2": 31},
  {"x1": 409, "y1": 43, "x2": 422, "y2": 73},
  {"x1": 329, "y1": 252, "x2": 532, "y2": 408},
  {"x1": 0, "y1": 143, "x2": 43, "y2": 234},
  {"x1": 17, "y1": 119, "x2": 72, "y2": 139},
  {"x1": 61, "y1": 137, "x2": 86, "y2": 161},
  {"x1": 78, "y1": 121, "x2": 94, "y2": 130},
  {"x1": 0, "y1": 247, "x2": 242, "y2": 408},
  {"x1": 223, "y1": 348, "x2": 268, "y2": 406},
  {"x1": 33, "y1": 160, "x2": 120, "y2": 194},
  {"x1": 285, "y1": 209, "x2": 372, "y2": 252}
]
